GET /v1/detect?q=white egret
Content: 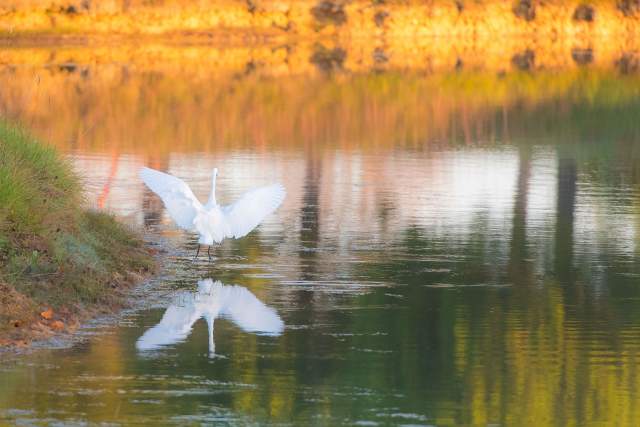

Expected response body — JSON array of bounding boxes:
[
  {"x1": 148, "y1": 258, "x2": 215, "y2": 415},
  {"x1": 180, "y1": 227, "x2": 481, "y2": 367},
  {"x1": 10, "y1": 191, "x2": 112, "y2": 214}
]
[
  {"x1": 136, "y1": 279, "x2": 285, "y2": 357},
  {"x1": 140, "y1": 167, "x2": 285, "y2": 260}
]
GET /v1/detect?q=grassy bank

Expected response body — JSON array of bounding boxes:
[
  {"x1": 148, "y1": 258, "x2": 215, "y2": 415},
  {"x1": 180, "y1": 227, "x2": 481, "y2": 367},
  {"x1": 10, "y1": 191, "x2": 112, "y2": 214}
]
[{"x1": 0, "y1": 121, "x2": 155, "y2": 345}]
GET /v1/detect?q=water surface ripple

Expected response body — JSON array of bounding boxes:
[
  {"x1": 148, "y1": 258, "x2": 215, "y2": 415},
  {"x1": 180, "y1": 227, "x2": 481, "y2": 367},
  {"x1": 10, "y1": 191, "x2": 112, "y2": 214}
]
[{"x1": 1, "y1": 46, "x2": 640, "y2": 426}]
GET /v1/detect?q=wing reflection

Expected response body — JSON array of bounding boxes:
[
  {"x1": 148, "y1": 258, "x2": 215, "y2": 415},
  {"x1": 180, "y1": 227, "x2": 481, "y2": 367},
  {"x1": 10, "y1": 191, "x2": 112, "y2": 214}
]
[{"x1": 136, "y1": 279, "x2": 284, "y2": 357}]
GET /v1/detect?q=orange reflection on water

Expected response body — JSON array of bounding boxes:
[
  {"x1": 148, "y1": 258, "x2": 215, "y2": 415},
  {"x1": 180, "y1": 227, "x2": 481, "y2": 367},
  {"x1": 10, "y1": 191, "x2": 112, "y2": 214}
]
[{"x1": 1, "y1": 42, "x2": 640, "y2": 158}]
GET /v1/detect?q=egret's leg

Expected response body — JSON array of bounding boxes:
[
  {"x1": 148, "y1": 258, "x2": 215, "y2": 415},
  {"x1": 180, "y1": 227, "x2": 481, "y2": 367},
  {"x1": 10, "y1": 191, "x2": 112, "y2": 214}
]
[
  {"x1": 207, "y1": 246, "x2": 212, "y2": 262},
  {"x1": 193, "y1": 245, "x2": 201, "y2": 260}
]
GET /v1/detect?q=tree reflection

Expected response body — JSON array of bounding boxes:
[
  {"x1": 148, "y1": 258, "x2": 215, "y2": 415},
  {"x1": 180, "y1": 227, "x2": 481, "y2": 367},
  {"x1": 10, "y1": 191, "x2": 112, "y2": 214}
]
[
  {"x1": 555, "y1": 155, "x2": 577, "y2": 285},
  {"x1": 508, "y1": 146, "x2": 532, "y2": 282}
]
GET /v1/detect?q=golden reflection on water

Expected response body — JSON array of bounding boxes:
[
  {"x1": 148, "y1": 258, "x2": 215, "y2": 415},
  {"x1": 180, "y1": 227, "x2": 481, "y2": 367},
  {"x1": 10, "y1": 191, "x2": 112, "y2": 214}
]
[
  {"x1": 1, "y1": 42, "x2": 640, "y2": 425},
  {"x1": 1, "y1": 42, "x2": 640, "y2": 155}
]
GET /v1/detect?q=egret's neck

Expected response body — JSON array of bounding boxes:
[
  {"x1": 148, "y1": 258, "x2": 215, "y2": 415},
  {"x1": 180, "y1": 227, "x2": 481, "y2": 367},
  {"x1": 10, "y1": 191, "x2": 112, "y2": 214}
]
[
  {"x1": 206, "y1": 314, "x2": 215, "y2": 358},
  {"x1": 206, "y1": 170, "x2": 217, "y2": 208}
]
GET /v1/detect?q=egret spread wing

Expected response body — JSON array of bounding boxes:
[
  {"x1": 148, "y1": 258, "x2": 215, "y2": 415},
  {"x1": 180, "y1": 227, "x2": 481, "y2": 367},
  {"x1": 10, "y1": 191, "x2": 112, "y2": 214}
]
[
  {"x1": 222, "y1": 184, "x2": 286, "y2": 238},
  {"x1": 219, "y1": 285, "x2": 284, "y2": 335},
  {"x1": 140, "y1": 167, "x2": 203, "y2": 230},
  {"x1": 136, "y1": 292, "x2": 201, "y2": 351}
]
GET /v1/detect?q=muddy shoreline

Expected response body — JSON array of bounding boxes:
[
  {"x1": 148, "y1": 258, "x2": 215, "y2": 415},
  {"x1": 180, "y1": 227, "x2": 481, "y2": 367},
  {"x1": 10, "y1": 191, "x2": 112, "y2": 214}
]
[{"x1": 0, "y1": 237, "x2": 165, "y2": 351}]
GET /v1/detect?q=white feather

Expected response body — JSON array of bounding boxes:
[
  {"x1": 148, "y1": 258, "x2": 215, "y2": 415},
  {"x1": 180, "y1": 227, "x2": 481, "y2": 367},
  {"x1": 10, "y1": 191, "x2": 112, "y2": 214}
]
[
  {"x1": 218, "y1": 285, "x2": 285, "y2": 335},
  {"x1": 135, "y1": 293, "x2": 201, "y2": 351},
  {"x1": 136, "y1": 279, "x2": 284, "y2": 355},
  {"x1": 139, "y1": 167, "x2": 285, "y2": 246},
  {"x1": 139, "y1": 167, "x2": 203, "y2": 230},
  {"x1": 222, "y1": 184, "x2": 287, "y2": 239}
]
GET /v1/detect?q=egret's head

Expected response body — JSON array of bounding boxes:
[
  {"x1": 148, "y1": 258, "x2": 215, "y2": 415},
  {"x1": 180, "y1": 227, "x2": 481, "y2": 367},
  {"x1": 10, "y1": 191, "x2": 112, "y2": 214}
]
[{"x1": 212, "y1": 167, "x2": 218, "y2": 177}]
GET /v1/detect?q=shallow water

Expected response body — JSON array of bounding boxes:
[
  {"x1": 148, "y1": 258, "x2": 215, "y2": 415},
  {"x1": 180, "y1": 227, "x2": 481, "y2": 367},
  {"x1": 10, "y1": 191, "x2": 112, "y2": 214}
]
[{"x1": 1, "y1": 43, "x2": 640, "y2": 425}]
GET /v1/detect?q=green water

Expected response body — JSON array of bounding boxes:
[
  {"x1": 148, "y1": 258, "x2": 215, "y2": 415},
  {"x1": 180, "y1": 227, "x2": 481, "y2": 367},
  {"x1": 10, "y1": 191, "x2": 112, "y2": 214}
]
[{"x1": 1, "y1": 44, "x2": 640, "y2": 426}]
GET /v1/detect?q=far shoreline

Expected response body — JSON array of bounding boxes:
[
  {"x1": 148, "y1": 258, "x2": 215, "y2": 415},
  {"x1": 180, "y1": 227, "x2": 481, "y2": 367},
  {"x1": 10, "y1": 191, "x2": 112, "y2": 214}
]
[{"x1": 1, "y1": 0, "x2": 639, "y2": 41}]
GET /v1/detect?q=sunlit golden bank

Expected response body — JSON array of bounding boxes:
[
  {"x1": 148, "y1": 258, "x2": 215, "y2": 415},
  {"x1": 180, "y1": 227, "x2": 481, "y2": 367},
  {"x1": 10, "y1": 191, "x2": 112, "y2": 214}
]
[{"x1": 1, "y1": 0, "x2": 640, "y2": 40}]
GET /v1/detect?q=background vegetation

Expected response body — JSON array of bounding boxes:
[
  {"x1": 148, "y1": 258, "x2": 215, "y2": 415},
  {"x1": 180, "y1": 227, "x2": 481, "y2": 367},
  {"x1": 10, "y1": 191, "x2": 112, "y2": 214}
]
[{"x1": 1, "y1": 0, "x2": 639, "y2": 40}]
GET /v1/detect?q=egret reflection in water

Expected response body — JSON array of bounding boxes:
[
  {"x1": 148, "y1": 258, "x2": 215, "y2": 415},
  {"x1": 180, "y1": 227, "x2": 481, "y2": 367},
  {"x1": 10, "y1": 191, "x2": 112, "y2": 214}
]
[{"x1": 136, "y1": 279, "x2": 285, "y2": 357}]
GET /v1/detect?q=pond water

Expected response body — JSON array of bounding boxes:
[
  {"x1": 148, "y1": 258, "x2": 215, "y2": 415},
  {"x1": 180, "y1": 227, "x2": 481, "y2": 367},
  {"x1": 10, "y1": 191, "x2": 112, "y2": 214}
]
[{"x1": 1, "y1": 42, "x2": 640, "y2": 425}]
